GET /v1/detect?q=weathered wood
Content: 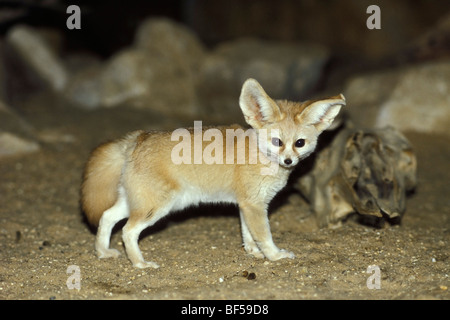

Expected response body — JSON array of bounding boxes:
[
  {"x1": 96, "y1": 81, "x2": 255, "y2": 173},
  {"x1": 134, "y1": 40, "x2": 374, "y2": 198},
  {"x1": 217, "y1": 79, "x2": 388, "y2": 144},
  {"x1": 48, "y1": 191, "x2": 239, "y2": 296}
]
[{"x1": 296, "y1": 125, "x2": 417, "y2": 227}]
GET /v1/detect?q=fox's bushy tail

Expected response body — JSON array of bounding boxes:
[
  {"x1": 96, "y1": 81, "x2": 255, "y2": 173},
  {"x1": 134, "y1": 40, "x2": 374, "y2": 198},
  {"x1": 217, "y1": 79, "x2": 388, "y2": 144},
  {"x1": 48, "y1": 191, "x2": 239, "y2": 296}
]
[{"x1": 81, "y1": 131, "x2": 142, "y2": 226}]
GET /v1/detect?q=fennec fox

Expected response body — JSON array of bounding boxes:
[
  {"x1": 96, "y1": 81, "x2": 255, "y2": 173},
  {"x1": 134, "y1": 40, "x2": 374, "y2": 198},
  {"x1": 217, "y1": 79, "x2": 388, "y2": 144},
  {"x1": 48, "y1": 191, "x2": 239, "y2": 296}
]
[{"x1": 81, "y1": 78, "x2": 345, "y2": 268}]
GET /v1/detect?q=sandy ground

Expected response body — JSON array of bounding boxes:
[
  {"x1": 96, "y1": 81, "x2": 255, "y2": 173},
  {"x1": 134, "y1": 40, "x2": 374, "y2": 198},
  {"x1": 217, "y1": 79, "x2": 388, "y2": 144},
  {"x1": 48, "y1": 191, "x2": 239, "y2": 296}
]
[{"x1": 0, "y1": 94, "x2": 448, "y2": 300}]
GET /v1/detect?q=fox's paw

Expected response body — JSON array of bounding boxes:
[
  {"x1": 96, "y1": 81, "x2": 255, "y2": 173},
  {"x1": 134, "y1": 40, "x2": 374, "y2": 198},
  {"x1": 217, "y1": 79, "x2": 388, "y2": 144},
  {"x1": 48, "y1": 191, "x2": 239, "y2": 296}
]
[
  {"x1": 97, "y1": 248, "x2": 121, "y2": 259},
  {"x1": 133, "y1": 261, "x2": 160, "y2": 269},
  {"x1": 265, "y1": 249, "x2": 295, "y2": 261},
  {"x1": 243, "y1": 244, "x2": 265, "y2": 259}
]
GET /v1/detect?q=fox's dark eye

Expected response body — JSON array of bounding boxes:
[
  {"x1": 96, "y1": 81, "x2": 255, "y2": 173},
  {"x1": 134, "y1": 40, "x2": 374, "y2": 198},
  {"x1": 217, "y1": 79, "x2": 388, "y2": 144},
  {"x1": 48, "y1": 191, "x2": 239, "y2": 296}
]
[
  {"x1": 295, "y1": 139, "x2": 305, "y2": 148},
  {"x1": 272, "y1": 137, "x2": 283, "y2": 147}
]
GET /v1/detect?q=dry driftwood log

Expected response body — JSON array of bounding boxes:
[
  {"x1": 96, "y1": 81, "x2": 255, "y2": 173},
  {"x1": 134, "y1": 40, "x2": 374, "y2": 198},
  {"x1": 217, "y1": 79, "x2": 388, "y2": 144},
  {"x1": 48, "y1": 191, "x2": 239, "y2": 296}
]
[{"x1": 296, "y1": 126, "x2": 417, "y2": 228}]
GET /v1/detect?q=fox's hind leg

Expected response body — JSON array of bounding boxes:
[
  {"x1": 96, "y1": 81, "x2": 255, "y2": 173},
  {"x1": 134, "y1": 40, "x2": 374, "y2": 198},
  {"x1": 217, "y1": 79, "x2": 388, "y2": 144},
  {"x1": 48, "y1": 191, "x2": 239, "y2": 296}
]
[
  {"x1": 121, "y1": 190, "x2": 174, "y2": 269},
  {"x1": 95, "y1": 186, "x2": 129, "y2": 259},
  {"x1": 122, "y1": 216, "x2": 162, "y2": 269},
  {"x1": 120, "y1": 161, "x2": 179, "y2": 268}
]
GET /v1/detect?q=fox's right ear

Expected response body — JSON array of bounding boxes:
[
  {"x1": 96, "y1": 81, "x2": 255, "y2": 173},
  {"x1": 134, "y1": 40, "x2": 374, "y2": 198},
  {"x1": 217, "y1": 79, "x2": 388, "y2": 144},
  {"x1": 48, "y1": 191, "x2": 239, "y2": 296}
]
[{"x1": 239, "y1": 79, "x2": 283, "y2": 129}]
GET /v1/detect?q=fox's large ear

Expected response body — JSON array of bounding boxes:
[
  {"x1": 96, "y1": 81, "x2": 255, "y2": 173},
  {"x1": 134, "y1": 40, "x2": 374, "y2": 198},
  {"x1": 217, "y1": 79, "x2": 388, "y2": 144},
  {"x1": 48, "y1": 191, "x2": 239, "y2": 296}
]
[
  {"x1": 239, "y1": 78, "x2": 283, "y2": 129},
  {"x1": 297, "y1": 94, "x2": 346, "y2": 132}
]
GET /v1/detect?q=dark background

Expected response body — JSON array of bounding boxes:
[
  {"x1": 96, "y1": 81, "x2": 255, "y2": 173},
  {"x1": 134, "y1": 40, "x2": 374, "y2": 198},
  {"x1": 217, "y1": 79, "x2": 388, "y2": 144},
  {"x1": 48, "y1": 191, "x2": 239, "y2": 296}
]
[{"x1": 0, "y1": 0, "x2": 448, "y2": 58}]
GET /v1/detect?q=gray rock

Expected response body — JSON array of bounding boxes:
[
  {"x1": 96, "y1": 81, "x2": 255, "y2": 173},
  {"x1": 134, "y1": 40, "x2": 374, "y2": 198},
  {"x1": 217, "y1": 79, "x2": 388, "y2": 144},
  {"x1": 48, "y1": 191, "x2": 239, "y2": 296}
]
[
  {"x1": 0, "y1": 100, "x2": 35, "y2": 139},
  {"x1": 64, "y1": 65, "x2": 103, "y2": 110},
  {"x1": 197, "y1": 38, "x2": 329, "y2": 119},
  {"x1": 98, "y1": 47, "x2": 199, "y2": 116},
  {"x1": 343, "y1": 70, "x2": 400, "y2": 128},
  {"x1": 6, "y1": 25, "x2": 68, "y2": 92},
  {"x1": 0, "y1": 42, "x2": 6, "y2": 102},
  {"x1": 0, "y1": 101, "x2": 40, "y2": 158},
  {"x1": 65, "y1": 18, "x2": 205, "y2": 116},
  {"x1": 0, "y1": 132, "x2": 40, "y2": 158}
]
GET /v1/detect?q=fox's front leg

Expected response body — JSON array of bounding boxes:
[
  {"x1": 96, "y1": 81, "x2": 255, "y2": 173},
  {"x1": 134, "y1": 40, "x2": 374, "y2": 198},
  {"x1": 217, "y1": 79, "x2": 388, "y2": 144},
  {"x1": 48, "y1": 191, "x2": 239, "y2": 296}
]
[
  {"x1": 239, "y1": 201, "x2": 295, "y2": 261},
  {"x1": 240, "y1": 210, "x2": 264, "y2": 259}
]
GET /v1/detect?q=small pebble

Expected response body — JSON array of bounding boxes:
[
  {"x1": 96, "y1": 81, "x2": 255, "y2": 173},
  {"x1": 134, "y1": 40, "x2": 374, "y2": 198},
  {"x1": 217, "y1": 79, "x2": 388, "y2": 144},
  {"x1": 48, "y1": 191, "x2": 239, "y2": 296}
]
[
  {"x1": 15, "y1": 231, "x2": 21, "y2": 243},
  {"x1": 247, "y1": 272, "x2": 256, "y2": 280}
]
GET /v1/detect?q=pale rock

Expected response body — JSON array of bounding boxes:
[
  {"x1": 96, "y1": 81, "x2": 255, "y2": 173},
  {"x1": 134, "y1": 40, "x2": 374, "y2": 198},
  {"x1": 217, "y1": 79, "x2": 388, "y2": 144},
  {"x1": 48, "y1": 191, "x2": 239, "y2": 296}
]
[
  {"x1": 100, "y1": 49, "x2": 150, "y2": 108},
  {"x1": 0, "y1": 100, "x2": 40, "y2": 158},
  {"x1": 344, "y1": 61, "x2": 450, "y2": 135},
  {"x1": 375, "y1": 62, "x2": 450, "y2": 134},
  {"x1": 134, "y1": 17, "x2": 206, "y2": 76},
  {"x1": 0, "y1": 132, "x2": 39, "y2": 158}
]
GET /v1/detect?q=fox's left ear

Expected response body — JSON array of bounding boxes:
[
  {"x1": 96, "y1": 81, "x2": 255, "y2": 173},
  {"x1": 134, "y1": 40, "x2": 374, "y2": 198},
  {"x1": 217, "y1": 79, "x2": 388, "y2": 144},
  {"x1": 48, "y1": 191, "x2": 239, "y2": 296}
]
[{"x1": 297, "y1": 94, "x2": 346, "y2": 132}]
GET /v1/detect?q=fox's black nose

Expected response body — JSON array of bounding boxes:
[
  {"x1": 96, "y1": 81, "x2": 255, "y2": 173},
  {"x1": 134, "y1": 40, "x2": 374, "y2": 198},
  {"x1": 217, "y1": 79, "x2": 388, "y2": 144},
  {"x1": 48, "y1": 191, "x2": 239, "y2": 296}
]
[{"x1": 284, "y1": 158, "x2": 292, "y2": 165}]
